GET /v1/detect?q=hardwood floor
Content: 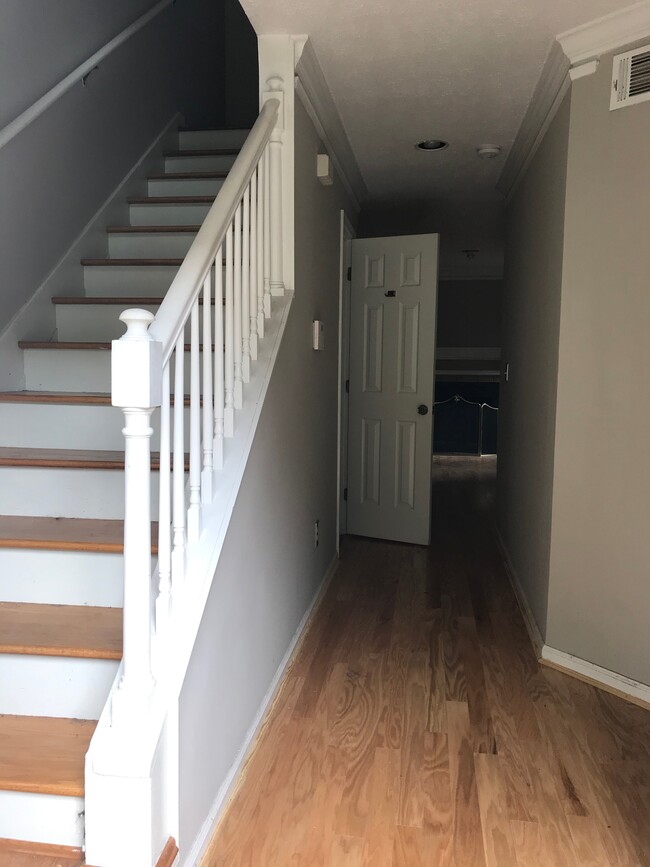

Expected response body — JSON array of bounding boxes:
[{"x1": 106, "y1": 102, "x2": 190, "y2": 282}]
[{"x1": 202, "y1": 457, "x2": 650, "y2": 866}]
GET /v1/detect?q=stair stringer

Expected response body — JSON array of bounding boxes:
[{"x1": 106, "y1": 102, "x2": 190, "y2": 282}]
[
  {"x1": 84, "y1": 295, "x2": 292, "y2": 867},
  {"x1": 0, "y1": 113, "x2": 183, "y2": 391}
]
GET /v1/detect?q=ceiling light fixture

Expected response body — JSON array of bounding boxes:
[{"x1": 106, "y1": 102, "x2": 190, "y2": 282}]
[
  {"x1": 476, "y1": 144, "x2": 502, "y2": 159},
  {"x1": 416, "y1": 139, "x2": 449, "y2": 151}
]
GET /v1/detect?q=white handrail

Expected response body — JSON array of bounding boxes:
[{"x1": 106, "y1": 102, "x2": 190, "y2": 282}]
[
  {"x1": 0, "y1": 0, "x2": 173, "y2": 151},
  {"x1": 149, "y1": 99, "x2": 280, "y2": 361},
  {"x1": 111, "y1": 83, "x2": 285, "y2": 729}
]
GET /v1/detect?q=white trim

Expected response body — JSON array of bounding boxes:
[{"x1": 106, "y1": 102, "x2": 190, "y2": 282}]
[
  {"x1": 180, "y1": 554, "x2": 339, "y2": 867},
  {"x1": 0, "y1": 0, "x2": 173, "y2": 151},
  {"x1": 569, "y1": 59, "x2": 600, "y2": 80},
  {"x1": 497, "y1": 41, "x2": 570, "y2": 202},
  {"x1": 557, "y1": 1, "x2": 650, "y2": 66},
  {"x1": 337, "y1": 211, "x2": 355, "y2": 546},
  {"x1": 494, "y1": 527, "x2": 544, "y2": 657},
  {"x1": 540, "y1": 646, "x2": 650, "y2": 709},
  {"x1": 293, "y1": 38, "x2": 367, "y2": 211}
]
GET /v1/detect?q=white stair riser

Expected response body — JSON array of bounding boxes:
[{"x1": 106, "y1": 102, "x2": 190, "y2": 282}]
[
  {"x1": 0, "y1": 549, "x2": 123, "y2": 606},
  {"x1": 24, "y1": 348, "x2": 209, "y2": 393},
  {"x1": 0, "y1": 791, "x2": 85, "y2": 848},
  {"x1": 0, "y1": 654, "x2": 118, "y2": 718},
  {"x1": 56, "y1": 303, "x2": 159, "y2": 341},
  {"x1": 129, "y1": 202, "x2": 212, "y2": 226},
  {"x1": 147, "y1": 177, "x2": 225, "y2": 197},
  {"x1": 56, "y1": 304, "x2": 214, "y2": 341},
  {"x1": 84, "y1": 264, "x2": 179, "y2": 295},
  {"x1": 0, "y1": 466, "x2": 163, "y2": 520},
  {"x1": 165, "y1": 154, "x2": 237, "y2": 173},
  {"x1": 108, "y1": 232, "x2": 197, "y2": 258},
  {"x1": 178, "y1": 129, "x2": 249, "y2": 149},
  {"x1": 0, "y1": 404, "x2": 190, "y2": 451}
]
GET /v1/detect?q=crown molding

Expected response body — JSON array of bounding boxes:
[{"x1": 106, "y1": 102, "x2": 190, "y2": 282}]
[
  {"x1": 497, "y1": 40, "x2": 570, "y2": 202},
  {"x1": 557, "y1": 1, "x2": 650, "y2": 66},
  {"x1": 294, "y1": 38, "x2": 367, "y2": 211}
]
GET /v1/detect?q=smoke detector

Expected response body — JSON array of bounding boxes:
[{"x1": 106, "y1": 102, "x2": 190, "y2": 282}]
[{"x1": 476, "y1": 144, "x2": 501, "y2": 159}]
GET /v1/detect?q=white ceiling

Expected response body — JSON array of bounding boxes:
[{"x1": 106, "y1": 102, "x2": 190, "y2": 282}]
[{"x1": 241, "y1": 0, "x2": 634, "y2": 278}]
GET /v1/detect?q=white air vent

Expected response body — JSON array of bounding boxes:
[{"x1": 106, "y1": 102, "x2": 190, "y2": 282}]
[{"x1": 610, "y1": 44, "x2": 650, "y2": 110}]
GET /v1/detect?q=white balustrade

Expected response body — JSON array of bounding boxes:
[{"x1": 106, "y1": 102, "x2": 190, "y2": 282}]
[{"x1": 111, "y1": 93, "x2": 282, "y2": 715}]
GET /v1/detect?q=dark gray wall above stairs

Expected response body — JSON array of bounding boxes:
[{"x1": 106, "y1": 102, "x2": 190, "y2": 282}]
[{"x1": 0, "y1": 0, "x2": 258, "y2": 336}]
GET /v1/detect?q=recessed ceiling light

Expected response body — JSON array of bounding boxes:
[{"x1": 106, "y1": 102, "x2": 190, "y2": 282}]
[
  {"x1": 476, "y1": 144, "x2": 502, "y2": 159},
  {"x1": 416, "y1": 139, "x2": 449, "y2": 151}
]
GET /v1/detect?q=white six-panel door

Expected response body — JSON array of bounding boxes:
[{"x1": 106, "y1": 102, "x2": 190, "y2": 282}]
[{"x1": 347, "y1": 234, "x2": 438, "y2": 545}]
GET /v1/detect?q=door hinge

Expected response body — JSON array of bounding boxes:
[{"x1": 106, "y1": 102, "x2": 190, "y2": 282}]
[
  {"x1": 346, "y1": 266, "x2": 352, "y2": 281},
  {"x1": 345, "y1": 379, "x2": 350, "y2": 393},
  {"x1": 343, "y1": 487, "x2": 348, "y2": 501}
]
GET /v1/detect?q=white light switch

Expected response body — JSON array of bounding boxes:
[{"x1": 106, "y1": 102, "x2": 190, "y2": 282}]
[{"x1": 312, "y1": 320, "x2": 325, "y2": 350}]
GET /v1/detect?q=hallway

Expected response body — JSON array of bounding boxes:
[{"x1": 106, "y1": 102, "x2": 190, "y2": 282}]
[{"x1": 203, "y1": 457, "x2": 650, "y2": 866}]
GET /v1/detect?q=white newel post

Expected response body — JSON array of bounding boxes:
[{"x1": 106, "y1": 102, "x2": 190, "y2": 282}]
[
  {"x1": 111, "y1": 309, "x2": 162, "y2": 716},
  {"x1": 264, "y1": 76, "x2": 285, "y2": 297}
]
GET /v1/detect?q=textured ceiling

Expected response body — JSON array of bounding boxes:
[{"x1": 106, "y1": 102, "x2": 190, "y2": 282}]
[{"x1": 241, "y1": 0, "x2": 634, "y2": 277}]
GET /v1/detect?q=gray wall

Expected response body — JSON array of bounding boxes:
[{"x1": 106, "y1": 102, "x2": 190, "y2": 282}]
[
  {"x1": 436, "y1": 280, "x2": 502, "y2": 348},
  {"x1": 497, "y1": 92, "x2": 571, "y2": 637},
  {"x1": 178, "y1": 99, "x2": 357, "y2": 854},
  {"x1": 546, "y1": 51, "x2": 650, "y2": 683}
]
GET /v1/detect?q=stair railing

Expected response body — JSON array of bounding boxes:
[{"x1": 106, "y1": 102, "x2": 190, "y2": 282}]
[{"x1": 111, "y1": 82, "x2": 284, "y2": 717}]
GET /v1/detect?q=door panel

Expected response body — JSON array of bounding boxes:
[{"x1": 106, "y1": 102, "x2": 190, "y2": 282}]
[{"x1": 347, "y1": 234, "x2": 438, "y2": 545}]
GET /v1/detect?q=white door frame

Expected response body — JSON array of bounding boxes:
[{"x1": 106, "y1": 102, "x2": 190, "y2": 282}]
[{"x1": 336, "y1": 210, "x2": 355, "y2": 550}]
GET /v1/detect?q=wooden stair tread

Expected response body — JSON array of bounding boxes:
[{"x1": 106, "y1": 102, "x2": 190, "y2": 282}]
[
  {"x1": 80, "y1": 258, "x2": 184, "y2": 266},
  {"x1": 0, "y1": 715, "x2": 96, "y2": 797},
  {"x1": 0, "y1": 390, "x2": 192, "y2": 407},
  {"x1": 127, "y1": 195, "x2": 216, "y2": 204},
  {"x1": 0, "y1": 447, "x2": 188, "y2": 470},
  {"x1": 163, "y1": 148, "x2": 239, "y2": 157},
  {"x1": 0, "y1": 838, "x2": 84, "y2": 866},
  {"x1": 52, "y1": 295, "x2": 216, "y2": 306},
  {"x1": 0, "y1": 515, "x2": 158, "y2": 553},
  {"x1": 0, "y1": 602, "x2": 122, "y2": 660},
  {"x1": 106, "y1": 225, "x2": 200, "y2": 234},
  {"x1": 148, "y1": 171, "x2": 228, "y2": 179}
]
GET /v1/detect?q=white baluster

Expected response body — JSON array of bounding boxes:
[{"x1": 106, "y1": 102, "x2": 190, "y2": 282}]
[
  {"x1": 266, "y1": 77, "x2": 284, "y2": 297},
  {"x1": 233, "y1": 202, "x2": 243, "y2": 410},
  {"x1": 242, "y1": 185, "x2": 251, "y2": 384},
  {"x1": 201, "y1": 274, "x2": 213, "y2": 503},
  {"x1": 171, "y1": 334, "x2": 185, "y2": 586},
  {"x1": 263, "y1": 145, "x2": 272, "y2": 319},
  {"x1": 249, "y1": 168, "x2": 259, "y2": 361},
  {"x1": 111, "y1": 308, "x2": 161, "y2": 715},
  {"x1": 213, "y1": 251, "x2": 225, "y2": 468},
  {"x1": 224, "y1": 223, "x2": 235, "y2": 438},
  {"x1": 257, "y1": 157, "x2": 266, "y2": 339},
  {"x1": 187, "y1": 299, "x2": 201, "y2": 544},
  {"x1": 156, "y1": 363, "x2": 171, "y2": 635}
]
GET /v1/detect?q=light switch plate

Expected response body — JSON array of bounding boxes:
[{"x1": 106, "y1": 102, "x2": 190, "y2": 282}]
[{"x1": 313, "y1": 320, "x2": 325, "y2": 350}]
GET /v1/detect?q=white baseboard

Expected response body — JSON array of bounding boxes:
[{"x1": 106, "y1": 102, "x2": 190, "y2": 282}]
[
  {"x1": 540, "y1": 646, "x2": 650, "y2": 710},
  {"x1": 494, "y1": 526, "x2": 650, "y2": 709},
  {"x1": 181, "y1": 553, "x2": 339, "y2": 867},
  {"x1": 494, "y1": 526, "x2": 544, "y2": 657}
]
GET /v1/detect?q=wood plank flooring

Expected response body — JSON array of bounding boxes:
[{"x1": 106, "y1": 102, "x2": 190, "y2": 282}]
[{"x1": 202, "y1": 456, "x2": 650, "y2": 866}]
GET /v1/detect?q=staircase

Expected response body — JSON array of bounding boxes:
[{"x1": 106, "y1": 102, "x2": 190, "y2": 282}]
[{"x1": 0, "y1": 128, "x2": 250, "y2": 862}]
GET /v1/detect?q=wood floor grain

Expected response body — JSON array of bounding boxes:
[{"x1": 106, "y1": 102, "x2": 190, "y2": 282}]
[{"x1": 202, "y1": 457, "x2": 650, "y2": 866}]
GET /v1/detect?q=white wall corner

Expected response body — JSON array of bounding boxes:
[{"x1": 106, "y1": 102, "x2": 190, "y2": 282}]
[
  {"x1": 293, "y1": 37, "x2": 367, "y2": 212},
  {"x1": 540, "y1": 645, "x2": 650, "y2": 710},
  {"x1": 497, "y1": 40, "x2": 570, "y2": 202},
  {"x1": 557, "y1": 1, "x2": 650, "y2": 66},
  {"x1": 494, "y1": 526, "x2": 545, "y2": 657}
]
